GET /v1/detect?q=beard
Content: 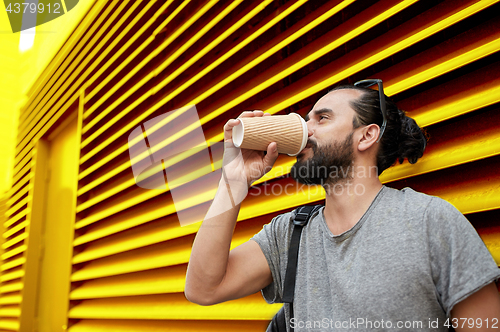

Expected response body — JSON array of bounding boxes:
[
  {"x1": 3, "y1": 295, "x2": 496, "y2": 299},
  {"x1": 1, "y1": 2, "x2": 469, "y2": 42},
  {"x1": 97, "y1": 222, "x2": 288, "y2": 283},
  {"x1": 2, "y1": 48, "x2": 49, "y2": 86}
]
[{"x1": 290, "y1": 132, "x2": 354, "y2": 187}]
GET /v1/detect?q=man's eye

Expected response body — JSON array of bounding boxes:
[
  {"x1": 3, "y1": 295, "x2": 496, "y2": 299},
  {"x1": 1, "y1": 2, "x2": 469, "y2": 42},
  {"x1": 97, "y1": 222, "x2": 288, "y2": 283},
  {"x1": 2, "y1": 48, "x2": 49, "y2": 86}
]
[{"x1": 319, "y1": 115, "x2": 327, "y2": 121}]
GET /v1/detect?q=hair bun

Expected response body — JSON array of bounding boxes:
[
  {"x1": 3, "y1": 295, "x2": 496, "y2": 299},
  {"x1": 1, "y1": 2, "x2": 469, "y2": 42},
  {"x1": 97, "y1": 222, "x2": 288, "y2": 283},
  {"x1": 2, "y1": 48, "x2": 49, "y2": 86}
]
[{"x1": 397, "y1": 114, "x2": 427, "y2": 164}]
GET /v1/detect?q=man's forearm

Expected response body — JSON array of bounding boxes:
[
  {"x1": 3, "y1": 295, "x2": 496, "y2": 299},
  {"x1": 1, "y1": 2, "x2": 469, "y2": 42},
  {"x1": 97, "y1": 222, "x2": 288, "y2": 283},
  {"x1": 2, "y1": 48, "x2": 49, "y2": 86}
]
[{"x1": 185, "y1": 178, "x2": 247, "y2": 304}]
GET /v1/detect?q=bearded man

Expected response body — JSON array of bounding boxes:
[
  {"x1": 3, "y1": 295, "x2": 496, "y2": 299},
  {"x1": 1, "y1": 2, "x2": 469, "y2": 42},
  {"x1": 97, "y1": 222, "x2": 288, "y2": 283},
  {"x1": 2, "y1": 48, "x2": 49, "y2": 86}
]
[{"x1": 185, "y1": 81, "x2": 500, "y2": 331}]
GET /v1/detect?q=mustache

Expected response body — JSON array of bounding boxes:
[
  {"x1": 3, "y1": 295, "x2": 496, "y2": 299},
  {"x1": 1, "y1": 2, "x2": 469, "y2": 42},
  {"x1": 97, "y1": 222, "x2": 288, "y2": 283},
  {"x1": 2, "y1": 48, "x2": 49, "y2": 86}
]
[
  {"x1": 307, "y1": 139, "x2": 318, "y2": 151},
  {"x1": 297, "y1": 139, "x2": 318, "y2": 158}
]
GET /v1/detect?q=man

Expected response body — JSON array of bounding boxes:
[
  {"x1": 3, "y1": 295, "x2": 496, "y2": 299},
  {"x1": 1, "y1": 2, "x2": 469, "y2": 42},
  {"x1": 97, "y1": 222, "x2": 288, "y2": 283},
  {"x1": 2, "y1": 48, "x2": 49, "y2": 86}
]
[{"x1": 185, "y1": 82, "x2": 500, "y2": 331}]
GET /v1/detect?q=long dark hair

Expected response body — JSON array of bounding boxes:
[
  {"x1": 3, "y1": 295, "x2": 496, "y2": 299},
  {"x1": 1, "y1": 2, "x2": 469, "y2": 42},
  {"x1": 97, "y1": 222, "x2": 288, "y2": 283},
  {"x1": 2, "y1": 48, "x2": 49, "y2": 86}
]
[{"x1": 331, "y1": 85, "x2": 428, "y2": 175}]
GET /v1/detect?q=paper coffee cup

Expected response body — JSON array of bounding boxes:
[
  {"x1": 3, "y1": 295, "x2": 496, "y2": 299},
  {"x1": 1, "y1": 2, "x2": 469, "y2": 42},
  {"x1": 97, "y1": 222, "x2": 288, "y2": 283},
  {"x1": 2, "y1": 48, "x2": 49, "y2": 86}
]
[{"x1": 232, "y1": 113, "x2": 307, "y2": 156}]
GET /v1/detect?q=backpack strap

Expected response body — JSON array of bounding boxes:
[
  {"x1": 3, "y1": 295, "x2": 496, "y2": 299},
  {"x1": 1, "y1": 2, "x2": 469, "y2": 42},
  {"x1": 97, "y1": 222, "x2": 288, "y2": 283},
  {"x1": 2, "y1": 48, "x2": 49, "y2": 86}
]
[{"x1": 282, "y1": 205, "x2": 322, "y2": 303}]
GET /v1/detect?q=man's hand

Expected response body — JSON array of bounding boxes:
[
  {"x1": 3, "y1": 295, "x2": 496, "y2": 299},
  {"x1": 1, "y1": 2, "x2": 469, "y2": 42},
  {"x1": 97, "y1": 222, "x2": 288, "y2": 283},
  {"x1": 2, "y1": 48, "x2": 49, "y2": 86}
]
[
  {"x1": 222, "y1": 110, "x2": 279, "y2": 188},
  {"x1": 451, "y1": 282, "x2": 500, "y2": 330}
]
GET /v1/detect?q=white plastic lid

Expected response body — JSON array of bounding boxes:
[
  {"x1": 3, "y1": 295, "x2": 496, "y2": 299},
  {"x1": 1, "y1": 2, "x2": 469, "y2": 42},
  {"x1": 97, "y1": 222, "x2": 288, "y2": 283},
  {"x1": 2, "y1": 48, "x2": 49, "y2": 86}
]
[
  {"x1": 288, "y1": 112, "x2": 308, "y2": 156},
  {"x1": 232, "y1": 120, "x2": 244, "y2": 148}
]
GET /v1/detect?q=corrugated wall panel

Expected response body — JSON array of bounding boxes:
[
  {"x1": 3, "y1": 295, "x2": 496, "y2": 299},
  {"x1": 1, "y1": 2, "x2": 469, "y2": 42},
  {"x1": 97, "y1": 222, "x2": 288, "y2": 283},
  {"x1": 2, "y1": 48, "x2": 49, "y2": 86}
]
[{"x1": 1, "y1": 0, "x2": 499, "y2": 331}]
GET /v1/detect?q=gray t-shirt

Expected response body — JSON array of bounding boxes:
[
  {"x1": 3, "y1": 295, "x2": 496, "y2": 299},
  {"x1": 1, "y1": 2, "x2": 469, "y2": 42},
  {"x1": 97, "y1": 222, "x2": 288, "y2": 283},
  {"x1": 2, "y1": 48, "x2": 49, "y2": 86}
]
[{"x1": 251, "y1": 186, "x2": 500, "y2": 331}]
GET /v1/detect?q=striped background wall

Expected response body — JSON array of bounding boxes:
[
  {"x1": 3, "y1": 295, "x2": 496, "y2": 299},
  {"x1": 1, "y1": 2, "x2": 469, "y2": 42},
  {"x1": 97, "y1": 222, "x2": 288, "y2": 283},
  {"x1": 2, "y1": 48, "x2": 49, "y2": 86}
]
[{"x1": 1, "y1": 0, "x2": 500, "y2": 331}]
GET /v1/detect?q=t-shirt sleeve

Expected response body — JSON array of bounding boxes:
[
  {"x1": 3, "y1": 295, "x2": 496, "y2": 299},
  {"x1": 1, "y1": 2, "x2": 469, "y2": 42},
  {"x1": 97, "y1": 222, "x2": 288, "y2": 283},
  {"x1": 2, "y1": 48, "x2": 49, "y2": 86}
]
[
  {"x1": 250, "y1": 212, "x2": 293, "y2": 304},
  {"x1": 426, "y1": 197, "x2": 500, "y2": 316}
]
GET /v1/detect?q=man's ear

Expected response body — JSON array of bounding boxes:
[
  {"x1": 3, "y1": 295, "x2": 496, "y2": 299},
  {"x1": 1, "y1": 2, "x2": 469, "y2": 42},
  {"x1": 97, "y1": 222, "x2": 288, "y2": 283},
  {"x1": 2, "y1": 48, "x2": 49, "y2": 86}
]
[{"x1": 357, "y1": 124, "x2": 380, "y2": 152}]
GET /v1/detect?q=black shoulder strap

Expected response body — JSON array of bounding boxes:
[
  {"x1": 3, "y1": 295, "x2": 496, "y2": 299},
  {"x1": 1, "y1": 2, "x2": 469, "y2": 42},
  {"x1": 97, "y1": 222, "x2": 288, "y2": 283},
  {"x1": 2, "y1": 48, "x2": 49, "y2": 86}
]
[{"x1": 282, "y1": 205, "x2": 322, "y2": 303}]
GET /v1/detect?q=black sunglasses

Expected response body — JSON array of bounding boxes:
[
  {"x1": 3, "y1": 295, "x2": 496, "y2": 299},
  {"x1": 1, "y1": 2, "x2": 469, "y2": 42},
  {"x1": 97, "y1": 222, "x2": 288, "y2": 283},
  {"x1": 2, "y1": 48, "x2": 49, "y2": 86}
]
[{"x1": 353, "y1": 79, "x2": 387, "y2": 143}]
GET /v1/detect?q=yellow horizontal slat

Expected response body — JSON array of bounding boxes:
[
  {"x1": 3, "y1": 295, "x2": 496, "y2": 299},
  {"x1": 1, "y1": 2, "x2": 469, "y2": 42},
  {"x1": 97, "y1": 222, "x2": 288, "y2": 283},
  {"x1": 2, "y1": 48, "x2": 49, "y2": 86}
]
[
  {"x1": 0, "y1": 308, "x2": 21, "y2": 318},
  {"x1": 68, "y1": 293, "x2": 281, "y2": 320},
  {"x1": 70, "y1": 265, "x2": 186, "y2": 299},
  {"x1": 245, "y1": 164, "x2": 500, "y2": 223},
  {"x1": 68, "y1": 319, "x2": 271, "y2": 332},
  {"x1": 3, "y1": 208, "x2": 29, "y2": 229},
  {"x1": 76, "y1": 0, "x2": 307, "y2": 183},
  {"x1": 0, "y1": 282, "x2": 22, "y2": 294},
  {"x1": 0, "y1": 257, "x2": 26, "y2": 272},
  {"x1": 149, "y1": 1, "x2": 269, "y2": 97},
  {"x1": 252, "y1": 156, "x2": 296, "y2": 187},
  {"x1": 257, "y1": 159, "x2": 500, "y2": 221},
  {"x1": 435, "y1": 177, "x2": 500, "y2": 216},
  {"x1": 73, "y1": 202, "x2": 181, "y2": 246},
  {"x1": 74, "y1": 207, "x2": 265, "y2": 266},
  {"x1": 412, "y1": 77, "x2": 500, "y2": 127},
  {"x1": 152, "y1": 1, "x2": 191, "y2": 35},
  {"x1": 74, "y1": 189, "x2": 169, "y2": 229},
  {"x1": 73, "y1": 218, "x2": 192, "y2": 263},
  {"x1": 70, "y1": 238, "x2": 192, "y2": 281},
  {"x1": 1, "y1": 244, "x2": 26, "y2": 261},
  {"x1": 76, "y1": 175, "x2": 151, "y2": 213},
  {"x1": 11, "y1": 155, "x2": 31, "y2": 183},
  {"x1": 0, "y1": 294, "x2": 21, "y2": 305},
  {"x1": 6, "y1": 184, "x2": 29, "y2": 207},
  {"x1": 0, "y1": 269, "x2": 24, "y2": 283},
  {"x1": 0, "y1": 318, "x2": 19, "y2": 331},
  {"x1": 11, "y1": 152, "x2": 30, "y2": 182},
  {"x1": 1, "y1": 233, "x2": 27, "y2": 251},
  {"x1": 163, "y1": 164, "x2": 500, "y2": 231},
  {"x1": 384, "y1": 33, "x2": 500, "y2": 95},
  {"x1": 5, "y1": 197, "x2": 29, "y2": 218},
  {"x1": 3, "y1": 221, "x2": 27, "y2": 239},
  {"x1": 381, "y1": 121, "x2": 500, "y2": 183}
]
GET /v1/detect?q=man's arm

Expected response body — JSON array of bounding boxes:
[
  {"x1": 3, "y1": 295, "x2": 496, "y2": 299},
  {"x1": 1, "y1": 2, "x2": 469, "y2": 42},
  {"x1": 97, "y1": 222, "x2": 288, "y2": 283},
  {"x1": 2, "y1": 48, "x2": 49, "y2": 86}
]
[
  {"x1": 184, "y1": 179, "x2": 273, "y2": 305},
  {"x1": 452, "y1": 282, "x2": 500, "y2": 331},
  {"x1": 184, "y1": 111, "x2": 279, "y2": 306}
]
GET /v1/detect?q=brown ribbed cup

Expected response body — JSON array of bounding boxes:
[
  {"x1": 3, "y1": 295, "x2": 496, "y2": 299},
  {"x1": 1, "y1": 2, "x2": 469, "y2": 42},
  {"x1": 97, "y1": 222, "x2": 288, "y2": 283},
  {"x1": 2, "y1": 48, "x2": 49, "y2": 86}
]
[{"x1": 232, "y1": 113, "x2": 307, "y2": 156}]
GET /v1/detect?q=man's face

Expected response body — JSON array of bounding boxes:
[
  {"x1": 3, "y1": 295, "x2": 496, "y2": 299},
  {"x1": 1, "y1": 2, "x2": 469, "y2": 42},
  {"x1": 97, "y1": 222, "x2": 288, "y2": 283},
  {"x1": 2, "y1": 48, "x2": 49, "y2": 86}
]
[{"x1": 290, "y1": 89, "x2": 362, "y2": 186}]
